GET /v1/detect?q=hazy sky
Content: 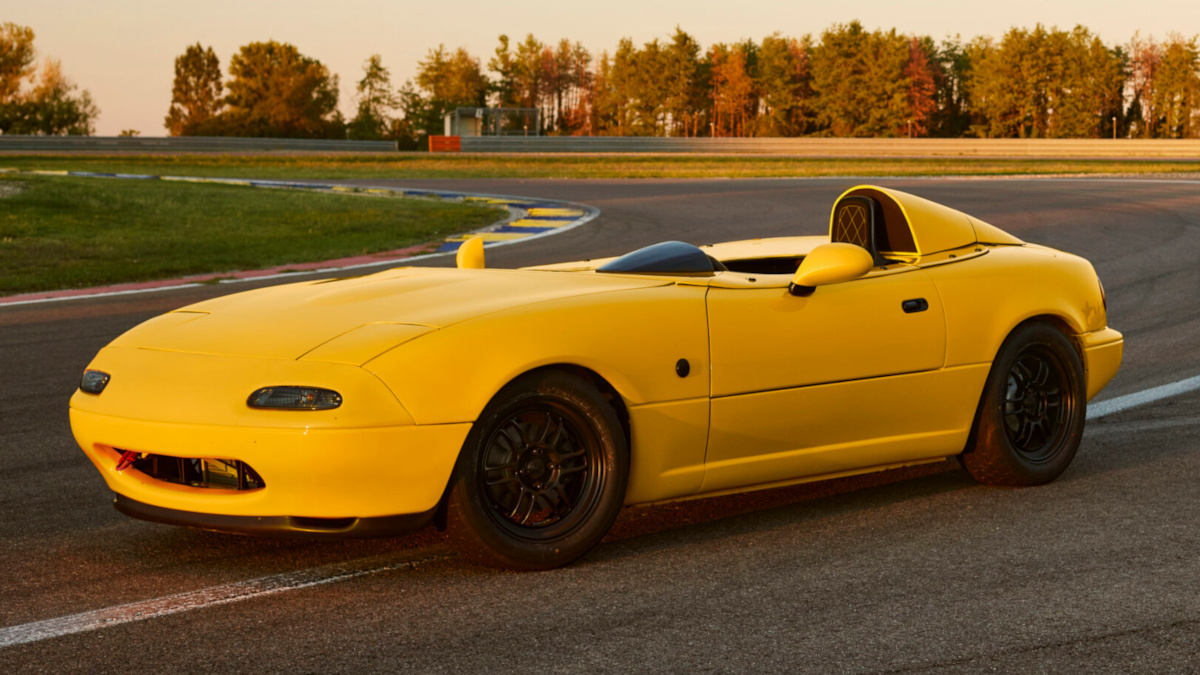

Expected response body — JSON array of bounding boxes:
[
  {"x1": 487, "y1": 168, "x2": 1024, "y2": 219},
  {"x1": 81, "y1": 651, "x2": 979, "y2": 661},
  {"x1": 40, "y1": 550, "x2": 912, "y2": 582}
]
[{"x1": 6, "y1": 0, "x2": 1196, "y2": 135}]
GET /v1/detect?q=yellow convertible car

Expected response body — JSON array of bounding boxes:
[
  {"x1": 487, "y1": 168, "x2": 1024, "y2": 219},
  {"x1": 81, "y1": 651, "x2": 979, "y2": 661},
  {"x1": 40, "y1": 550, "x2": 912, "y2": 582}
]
[{"x1": 70, "y1": 186, "x2": 1123, "y2": 569}]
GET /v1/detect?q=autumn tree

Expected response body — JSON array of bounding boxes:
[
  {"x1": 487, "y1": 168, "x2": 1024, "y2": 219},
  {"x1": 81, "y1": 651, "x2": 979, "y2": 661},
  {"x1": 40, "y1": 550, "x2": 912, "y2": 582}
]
[
  {"x1": 810, "y1": 22, "x2": 910, "y2": 137},
  {"x1": 0, "y1": 22, "x2": 36, "y2": 104},
  {"x1": 1129, "y1": 33, "x2": 1200, "y2": 140},
  {"x1": 394, "y1": 79, "x2": 430, "y2": 148},
  {"x1": 563, "y1": 41, "x2": 594, "y2": 134},
  {"x1": 602, "y1": 38, "x2": 634, "y2": 135},
  {"x1": 587, "y1": 51, "x2": 618, "y2": 135},
  {"x1": 928, "y1": 37, "x2": 973, "y2": 137},
  {"x1": 8, "y1": 59, "x2": 99, "y2": 135},
  {"x1": 1151, "y1": 36, "x2": 1200, "y2": 138},
  {"x1": 220, "y1": 41, "x2": 341, "y2": 138},
  {"x1": 348, "y1": 54, "x2": 397, "y2": 140},
  {"x1": 513, "y1": 35, "x2": 545, "y2": 112},
  {"x1": 632, "y1": 39, "x2": 671, "y2": 134},
  {"x1": 709, "y1": 41, "x2": 757, "y2": 137},
  {"x1": 1051, "y1": 30, "x2": 1127, "y2": 138},
  {"x1": 661, "y1": 28, "x2": 708, "y2": 137},
  {"x1": 164, "y1": 43, "x2": 223, "y2": 136},
  {"x1": 755, "y1": 33, "x2": 813, "y2": 136},
  {"x1": 0, "y1": 24, "x2": 98, "y2": 135},
  {"x1": 416, "y1": 46, "x2": 487, "y2": 107},
  {"x1": 1128, "y1": 33, "x2": 1163, "y2": 138},
  {"x1": 968, "y1": 26, "x2": 1128, "y2": 138},
  {"x1": 489, "y1": 35, "x2": 519, "y2": 106},
  {"x1": 902, "y1": 37, "x2": 938, "y2": 136}
]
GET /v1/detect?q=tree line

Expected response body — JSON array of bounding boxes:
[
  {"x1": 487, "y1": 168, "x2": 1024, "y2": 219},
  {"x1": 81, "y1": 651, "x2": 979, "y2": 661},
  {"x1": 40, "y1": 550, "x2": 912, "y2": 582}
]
[
  {"x1": 0, "y1": 22, "x2": 99, "y2": 135},
  {"x1": 178, "y1": 24, "x2": 1189, "y2": 143},
  {"x1": 381, "y1": 24, "x2": 1198, "y2": 141},
  {"x1": 4, "y1": 19, "x2": 1199, "y2": 140}
]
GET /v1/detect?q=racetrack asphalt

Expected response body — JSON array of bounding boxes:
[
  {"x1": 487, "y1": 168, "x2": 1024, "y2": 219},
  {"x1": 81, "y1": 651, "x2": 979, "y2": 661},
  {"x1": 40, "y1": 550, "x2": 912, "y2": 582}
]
[{"x1": 2, "y1": 177, "x2": 1199, "y2": 673}]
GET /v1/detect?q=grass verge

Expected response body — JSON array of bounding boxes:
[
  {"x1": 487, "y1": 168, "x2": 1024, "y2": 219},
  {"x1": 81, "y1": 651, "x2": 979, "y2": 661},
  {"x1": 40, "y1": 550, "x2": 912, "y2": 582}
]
[
  {"x1": 0, "y1": 174, "x2": 502, "y2": 295},
  {"x1": 3, "y1": 154, "x2": 1200, "y2": 180}
]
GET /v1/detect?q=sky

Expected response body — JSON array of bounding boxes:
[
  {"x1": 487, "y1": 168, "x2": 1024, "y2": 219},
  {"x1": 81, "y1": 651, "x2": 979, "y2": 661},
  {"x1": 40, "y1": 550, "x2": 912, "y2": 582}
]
[{"x1": 6, "y1": 0, "x2": 1197, "y2": 136}]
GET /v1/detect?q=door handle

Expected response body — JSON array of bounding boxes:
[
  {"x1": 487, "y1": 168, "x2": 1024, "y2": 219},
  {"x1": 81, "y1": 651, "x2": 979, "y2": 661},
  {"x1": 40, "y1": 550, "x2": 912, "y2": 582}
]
[{"x1": 902, "y1": 298, "x2": 929, "y2": 313}]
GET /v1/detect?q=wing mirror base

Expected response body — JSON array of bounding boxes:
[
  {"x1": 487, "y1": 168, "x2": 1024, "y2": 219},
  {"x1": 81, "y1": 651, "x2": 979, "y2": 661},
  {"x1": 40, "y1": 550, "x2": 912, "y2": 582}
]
[{"x1": 788, "y1": 283, "x2": 815, "y2": 297}]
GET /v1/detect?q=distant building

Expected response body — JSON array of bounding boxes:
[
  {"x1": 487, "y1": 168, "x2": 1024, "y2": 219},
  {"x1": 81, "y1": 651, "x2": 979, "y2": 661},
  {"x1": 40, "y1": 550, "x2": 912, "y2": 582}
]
[{"x1": 443, "y1": 107, "x2": 541, "y2": 137}]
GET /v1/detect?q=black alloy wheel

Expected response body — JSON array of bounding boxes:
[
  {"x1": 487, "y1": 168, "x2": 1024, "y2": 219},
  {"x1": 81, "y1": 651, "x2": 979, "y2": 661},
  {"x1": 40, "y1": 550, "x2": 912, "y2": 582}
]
[
  {"x1": 446, "y1": 370, "x2": 628, "y2": 570},
  {"x1": 478, "y1": 404, "x2": 604, "y2": 537},
  {"x1": 962, "y1": 321, "x2": 1086, "y2": 486},
  {"x1": 1002, "y1": 346, "x2": 1074, "y2": 463}
]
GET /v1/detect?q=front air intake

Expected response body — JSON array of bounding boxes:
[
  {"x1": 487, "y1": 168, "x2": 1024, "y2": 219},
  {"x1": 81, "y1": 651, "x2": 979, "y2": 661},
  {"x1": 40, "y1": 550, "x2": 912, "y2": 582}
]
[{"x1": 123, "y1": 451, "x2": 265, "y2": 491}]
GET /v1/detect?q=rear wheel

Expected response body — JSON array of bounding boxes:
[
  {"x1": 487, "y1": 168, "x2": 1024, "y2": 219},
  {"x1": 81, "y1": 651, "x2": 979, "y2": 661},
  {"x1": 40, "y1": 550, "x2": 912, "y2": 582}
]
[
  {"x1": 961, "y1": 322, "x2": 1086, "y2": 486},
  {"x1": 446, "y1": 370, "x2": 628, "y2": 570}
]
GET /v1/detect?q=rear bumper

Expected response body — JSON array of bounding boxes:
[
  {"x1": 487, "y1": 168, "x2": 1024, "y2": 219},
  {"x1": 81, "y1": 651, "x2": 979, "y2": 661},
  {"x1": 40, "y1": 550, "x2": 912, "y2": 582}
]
[
  {"x1": 71, "y1": 408, "x2": 472, "y2": 520},
  {"x1": 114, "y1": 494, "x2": 435, "y2": 539},
  {"x1": 1080, "y1": 327, "x2": 1123, "y2": 401}
]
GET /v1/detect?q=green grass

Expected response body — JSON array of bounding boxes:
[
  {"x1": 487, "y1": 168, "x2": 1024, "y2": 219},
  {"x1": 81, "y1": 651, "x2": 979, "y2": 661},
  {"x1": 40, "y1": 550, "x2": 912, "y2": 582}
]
[
  {"x1": 3, "y1": 154, "x2": 1200, "y2": 180},
  {"x1": 0, "y1": 174, "x2": 502, "y2": 295}
]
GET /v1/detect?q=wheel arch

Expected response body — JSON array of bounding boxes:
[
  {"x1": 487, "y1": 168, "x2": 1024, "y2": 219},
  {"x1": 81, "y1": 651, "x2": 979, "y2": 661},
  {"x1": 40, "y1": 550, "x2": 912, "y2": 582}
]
[
  {"x1": 961, "y1": 313, "x2": 1084, "y2": 457},
  {"x1": 431, "y1": 362, "x2": 632, "y2": 531}
]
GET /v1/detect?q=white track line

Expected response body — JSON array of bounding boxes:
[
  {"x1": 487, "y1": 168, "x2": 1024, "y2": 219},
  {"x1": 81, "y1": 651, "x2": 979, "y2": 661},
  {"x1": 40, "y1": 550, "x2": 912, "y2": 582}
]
[
  {"x1": 1087, "y1": 375, "x2": 1200, "y2": 420},
  {"x1": 0, "y1": 551, "x2": 447, "y2": 649}
]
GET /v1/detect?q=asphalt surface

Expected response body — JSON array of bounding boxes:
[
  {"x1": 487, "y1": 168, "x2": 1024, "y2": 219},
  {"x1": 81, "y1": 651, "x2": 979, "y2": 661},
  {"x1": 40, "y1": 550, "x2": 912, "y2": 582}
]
[{"x1": 2, "y1": 177, "x2": 1199, "y2": 673}]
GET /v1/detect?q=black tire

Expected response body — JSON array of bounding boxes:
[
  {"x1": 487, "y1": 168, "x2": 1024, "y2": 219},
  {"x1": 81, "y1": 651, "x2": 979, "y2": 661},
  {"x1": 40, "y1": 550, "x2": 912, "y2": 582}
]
[
  {"x1": 961, "y1": 322, "x2": 1086, "y2": 486},
  {"x1": 446, "y1": 370, "x2": 629, "y2": 570}
]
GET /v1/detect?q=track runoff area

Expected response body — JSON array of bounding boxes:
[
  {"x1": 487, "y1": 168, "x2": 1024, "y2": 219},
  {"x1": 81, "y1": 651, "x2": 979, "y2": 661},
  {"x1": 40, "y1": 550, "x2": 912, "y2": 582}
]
[
  {"x1": 0, "y1": 169, "x2": 598, "y2": 307},
  {"x1": 2, "y1": 175, "x2": 1199, "y2": 667}
]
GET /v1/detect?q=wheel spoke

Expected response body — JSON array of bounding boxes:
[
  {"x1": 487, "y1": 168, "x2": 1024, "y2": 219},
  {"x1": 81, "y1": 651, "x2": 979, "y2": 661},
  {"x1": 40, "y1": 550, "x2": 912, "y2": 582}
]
[
  {"x1": 557, "y1": 447, "x2": 585, "y2": 461},
  {"x1": 508, "y1": 490, "x2": 527, "y2": 520},
  {"x1": 549, "y1": 420, "x2": 566, "y2": 451},
  {"x1": 1014, "y1": 417, "x2": 1034, "y2": 447},
  {"x1": 501, "y1": 424, "x2": 524, "y2": 452},
  {"x1": 1034, "y1": 358, "x2": 1051, "y2": 386},
  {"x1": 519, "y1": 491, "x2": 539, "y2": 524},
  {"x1": 1013, "y1": 360, "x2": 1032, "y2": 387},
  {"x1": 1031, "y1": 419, "x2": 1048, "y2": 447},
  {"x1": 485, "y1": 474, "x2": 519, "y2": 487}
]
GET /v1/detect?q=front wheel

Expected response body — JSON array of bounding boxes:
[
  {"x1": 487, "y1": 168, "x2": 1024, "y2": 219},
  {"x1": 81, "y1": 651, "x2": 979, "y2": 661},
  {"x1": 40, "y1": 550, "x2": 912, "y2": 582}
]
[
  {"x1": 961, "y1": 322, "x2": 1086, "y2": 486},
  {"x1": 446, "y1": 370, "x2": 628, "y2": 570}
]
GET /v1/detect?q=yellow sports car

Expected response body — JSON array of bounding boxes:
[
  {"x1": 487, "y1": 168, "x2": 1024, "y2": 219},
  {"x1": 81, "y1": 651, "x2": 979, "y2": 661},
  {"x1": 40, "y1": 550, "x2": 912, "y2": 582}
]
[{"x1": 70, "y1": 185, "x2": 1123, "y2": 569}]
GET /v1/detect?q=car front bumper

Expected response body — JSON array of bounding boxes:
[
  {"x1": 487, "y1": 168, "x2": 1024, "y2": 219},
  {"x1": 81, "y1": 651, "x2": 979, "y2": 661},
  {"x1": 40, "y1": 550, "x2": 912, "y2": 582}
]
[
  {"x1": 1080, "y1": 326, "x2": 1123, "y2": 401},
  {"x1": 71, "y1": 407, "x2": 471, "y2": 525}
]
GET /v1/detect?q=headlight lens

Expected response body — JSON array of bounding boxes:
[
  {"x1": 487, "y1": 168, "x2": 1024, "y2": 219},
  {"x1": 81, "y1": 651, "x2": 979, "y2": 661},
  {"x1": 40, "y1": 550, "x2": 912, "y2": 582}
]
[
  {"x1": 247, "y1": 386, "x2": 342, "y2": 410},
  {"x1": 80, "y1": 370, "x2": 111, "y2": 394}
]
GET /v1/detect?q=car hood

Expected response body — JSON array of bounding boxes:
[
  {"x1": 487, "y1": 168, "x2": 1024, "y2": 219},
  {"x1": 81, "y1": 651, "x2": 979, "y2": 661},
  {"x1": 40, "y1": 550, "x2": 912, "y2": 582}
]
[{"x1": 110, "y1": 267, "x2": 670, "y2": 361}]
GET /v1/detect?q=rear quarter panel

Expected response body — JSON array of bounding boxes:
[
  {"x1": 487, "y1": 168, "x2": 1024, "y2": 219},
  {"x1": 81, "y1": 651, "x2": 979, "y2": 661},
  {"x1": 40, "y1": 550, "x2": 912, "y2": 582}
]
[{"x1": 927, "y1": 245, "x2": 1107, "y2": 368}]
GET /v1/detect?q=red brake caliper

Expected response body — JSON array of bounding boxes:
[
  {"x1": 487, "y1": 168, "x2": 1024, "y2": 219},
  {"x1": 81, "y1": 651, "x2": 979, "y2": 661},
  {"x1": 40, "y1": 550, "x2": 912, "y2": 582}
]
[{"x1": 115, "y1": 450, "x2": 139, "y2": 472}]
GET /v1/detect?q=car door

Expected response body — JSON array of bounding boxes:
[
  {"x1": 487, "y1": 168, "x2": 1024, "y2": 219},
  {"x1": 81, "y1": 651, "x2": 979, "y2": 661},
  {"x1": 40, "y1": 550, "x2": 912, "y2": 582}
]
[{"x1": 702, "y1": 267, "x2": 955, "y2": 493}]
